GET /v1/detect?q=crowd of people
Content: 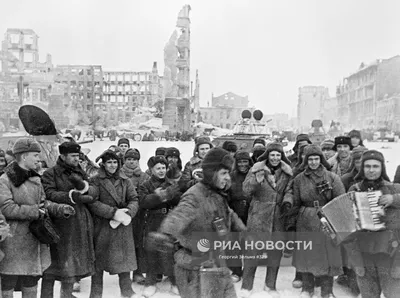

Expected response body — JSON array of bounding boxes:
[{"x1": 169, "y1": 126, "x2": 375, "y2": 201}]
[{"x1": 0, "y1": 130, "x2": 399, "y2": 298}]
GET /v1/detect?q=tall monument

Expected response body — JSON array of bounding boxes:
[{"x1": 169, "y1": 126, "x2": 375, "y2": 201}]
[{"x1": 162, "y1": 5, "x2": 193, "y2": 133}]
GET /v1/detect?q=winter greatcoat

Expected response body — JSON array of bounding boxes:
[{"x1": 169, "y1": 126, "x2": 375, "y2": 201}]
[
  {"x1": 228, "y1": 170, "x2": 252, "y2": 224},
  {"x1": 0, "y1": 162, "x2": 72, "y2": 276},
  {"x1": 89, "y1": 169, "x2": 139, "y2": 274},
  {"x1": 120, "y1": 164, "x2": 149, "y2": 262},
  {"x1": 292, "y1": 164, "x2": 345, "y2": 276},
  {"x1": 160, "y1": 182, "x2": 245, "y2": 298},
  {"x1": 41, "y1": 157, "x2": 97, "y2": 281},
  {"x1": 138, "y1": 175, "x2": 182, "y2": 275},
  {"x1": 243, "y1": 161, "x2": 293, "y2": 240},
  {"x1": 161, "y1": 181, "x2": 246, "y2": 266},
  {"x1": 180, "y1": 156, "x2": 202, "y2": 191}
]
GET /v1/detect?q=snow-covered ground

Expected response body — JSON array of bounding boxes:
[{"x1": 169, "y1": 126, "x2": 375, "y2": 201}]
[{"x1": 16, "y1": 138, "x2": 396, "y2": 298}]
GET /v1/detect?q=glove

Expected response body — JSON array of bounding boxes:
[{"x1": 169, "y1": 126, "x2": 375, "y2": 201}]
[
  {"x1": 69, "y1": 174, "x2": 87, "y2": 191},
  {"x1": 62, "y1": 205, "x2": 76, "y2": 218},
  {"x1": 251, "y1": 161, "x2": 267, "y2": 173},
  {"x1": 70, "y1": 191, "x2": 95, "y2": 204},
  {"x1": 146, "y1": 232, "x2": 175, "y2": 254}
]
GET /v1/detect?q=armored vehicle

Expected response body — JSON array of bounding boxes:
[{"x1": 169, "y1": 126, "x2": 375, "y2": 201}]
[{"x1": 211, "y1": 110, "x2": 273, "y2": 152}]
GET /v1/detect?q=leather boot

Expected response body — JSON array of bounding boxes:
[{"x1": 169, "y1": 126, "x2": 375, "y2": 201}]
[{"x1": 22, "y1": 286, "x2": 38, "y2": 298}]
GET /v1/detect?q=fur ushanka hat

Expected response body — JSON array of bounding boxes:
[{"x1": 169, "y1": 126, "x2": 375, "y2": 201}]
[
  {"x1": 257, "y1": 142, "x2": 291, "y2": 165},
  {"x1": 301, "y1": 144, "x2": 331, "y2": 170},
  {"x1": 354, "y1": 150, "x2": 390, "y2": 182}
]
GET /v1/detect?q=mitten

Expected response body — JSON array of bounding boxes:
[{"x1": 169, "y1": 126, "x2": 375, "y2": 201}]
[
  {"x1": 252, "y1": 161, "x2": 267, "y2": 173},
  {"x1": 146, "y1": 232, "x2": 175, "y2": 254},
  {"x1": 69, "y1": 174, "x2": 87, "y2": 191},
  {"x1": 62, "y1": 205, "x2": 76, "y2": 218},
  {"x1": 113, "y1": 209, "x2": 131, "y2": 223},
  {"x1": 69, "y1": 191, "x2": 95, "y2": 204}
]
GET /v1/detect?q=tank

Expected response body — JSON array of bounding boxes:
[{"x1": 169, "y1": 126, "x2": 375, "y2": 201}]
[
  {"x1": 309, "y1": 119, "x2": 328, "y2": 146},
  {"x1": 211, "y1": 110, "x2": 273, "y2": 152}
]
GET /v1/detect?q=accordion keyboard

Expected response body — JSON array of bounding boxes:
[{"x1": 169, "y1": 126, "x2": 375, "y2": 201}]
[
  {"x1": 355, "y1": 191, "x2": 385, "y2": 231},
  {"x1": 367, "y1": 191, "x2": 385, "y2": 228}
]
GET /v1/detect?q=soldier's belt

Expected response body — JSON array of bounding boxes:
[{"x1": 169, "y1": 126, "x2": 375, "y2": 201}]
[{"x1": 148, "y1": 208, "x2": 169, "y2": 215}]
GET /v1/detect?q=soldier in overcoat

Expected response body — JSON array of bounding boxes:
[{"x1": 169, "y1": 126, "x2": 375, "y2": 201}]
[
  {"x1": 346, "y1": 150, "x2": 400, "y2": 298},
  {"x1": 138, "y1": 155, "x2": 182, "y2": 297},
  {"x1": 88, "y1": 150, "x2": 139, "y2": 298},
  {"x1": 40, "y1": 142, "x2": 98, "y2": 298},
  {"x1": 239, "y1": 143, "x2": 293, "y2": 298},
  {"x1": 292, "y1": 144, "x2": 345, "y2": 298},
  {"x1": 149, "y1": 147, "x2": 246, "y2": 298}
]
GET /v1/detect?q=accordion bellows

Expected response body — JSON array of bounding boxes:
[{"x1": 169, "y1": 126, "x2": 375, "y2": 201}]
[{"x1": 321, "y1": 191, "x2": 386, "y2": 244}]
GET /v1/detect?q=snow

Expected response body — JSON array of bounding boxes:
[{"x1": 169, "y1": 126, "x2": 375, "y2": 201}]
[{"x1": 15, "y1": 139, "x2": 396, "y2": 298}]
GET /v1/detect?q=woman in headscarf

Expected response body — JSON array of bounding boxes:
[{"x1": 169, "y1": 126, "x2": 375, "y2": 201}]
[
  {"x1": 239, "y1": 143, "x2": 293, "y2": 298},
  {"x1": 139, "y1": 156, "x2": 182, "y2": 297},
  {"x1": 291, "y1": 145, "x2": 345, "y2": 298},
  {"x1": 120, "y1": 148, "x2": 149, "y2": 284},
  {"x1": 88, "y1": 150, "x2": 139, "y2": 298}
]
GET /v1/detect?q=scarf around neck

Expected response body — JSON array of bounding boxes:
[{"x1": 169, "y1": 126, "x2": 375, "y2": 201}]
[{"x1": 122, "y1": 163, "x2": 142, "y2": 178}]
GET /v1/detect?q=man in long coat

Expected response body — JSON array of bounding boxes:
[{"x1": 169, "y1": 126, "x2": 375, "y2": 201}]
[
  {"x1": 41, "y1": 142, "x2": 97, "y2": 298},
  {"x1": 292, "y1": 145, "x2": 345, "y2": 298},
  {"x1": 0, "y1": 138, "x2": 75, "y2": 298},
  {"x1": 346, "y1": 150, "x2": 400, "y2": 298}
]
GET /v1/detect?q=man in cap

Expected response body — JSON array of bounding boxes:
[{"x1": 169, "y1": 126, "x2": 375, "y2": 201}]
[
  {"x1": 253, "y1": 138, "x2": 266, "y2": 148},
  {"x1": 147, "y1": 147, "x2": 246, "y2": 298},
  {"x1": 118, "y1": 138, "x2": 130, "y2": 155},
  {"x1": 328, "y1": 136, "x2": 353, "y2": 177},
  {"x1": 346, "y1": 150, "x2": 400, "y2": 298},
  {"x1": 288, "y1": 134, "x2": 312, "y2": 165},
  {"x1": 222, "y1": 141, "x2": 238, "y2": 156},
  {"x1": 348, "y1": 129, "x2": 364, "y2": 148},
  {"x1": 181, "y1": 136, "x2": 213, "y2": 191},
  {"x1": 0, "y1": 138, "x2": 75, "y2": 298},
  {"x1": 41, "y1": 142, "x2": 97, "y2": 298},
  {"x1": 341, "y1": 146, "x2": 368, "y2": 192},
  {"x1": 320, "y1": 139, "x2": 336, "y2": 161}
]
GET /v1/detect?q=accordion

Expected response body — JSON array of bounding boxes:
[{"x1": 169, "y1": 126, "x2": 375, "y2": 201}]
[{"x1": 319, "y1": 191, "x2": 386, "y2": 244}]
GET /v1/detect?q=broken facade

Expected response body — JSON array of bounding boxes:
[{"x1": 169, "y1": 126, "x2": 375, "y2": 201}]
[
  {"x1": 162, "y1": 5, "x2": 195, "y2": 133},
  {"x1": 53, "y1": 65, "x2": 103, "y2": 127},
  {"x1": 336, "y1": 55, "x2": 400, "y2": 131},
  {"x1": 0, "y1": 28, "x2": 55, "y2": 130},
  {"x1": 103, "y1": 62, "x2": 163, "y2": 124}
]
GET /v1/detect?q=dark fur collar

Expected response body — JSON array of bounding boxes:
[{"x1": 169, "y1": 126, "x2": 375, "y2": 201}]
[{"x1": 5, "y1": 161, "x2": 41, "y2": 187}]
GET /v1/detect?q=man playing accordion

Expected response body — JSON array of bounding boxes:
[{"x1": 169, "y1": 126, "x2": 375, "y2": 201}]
[{"x1": 345, "y1": 150, "x2": 400, "y2": 298}]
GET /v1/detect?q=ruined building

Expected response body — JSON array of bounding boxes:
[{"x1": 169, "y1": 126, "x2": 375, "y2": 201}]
[
  {"x1": 53, "y1": 65, "x2": 103, "y2": 126},
  {"x1": 0, "y1": 28, "x2": 55, "y2": 130},
  {"x1": 336, "y1": 55, "x2": 400, "y2": 131},
  {"x1": 162, "y1": 5, "x2": 195, "y2": 133},
  {"x1": 103, "y1": 62, "x2": 163, "y2": 124}
]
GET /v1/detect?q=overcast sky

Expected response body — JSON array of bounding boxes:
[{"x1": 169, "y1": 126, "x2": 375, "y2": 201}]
[{"x1": 2, "y1": 0, "x2": 400, "y2": 117}]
